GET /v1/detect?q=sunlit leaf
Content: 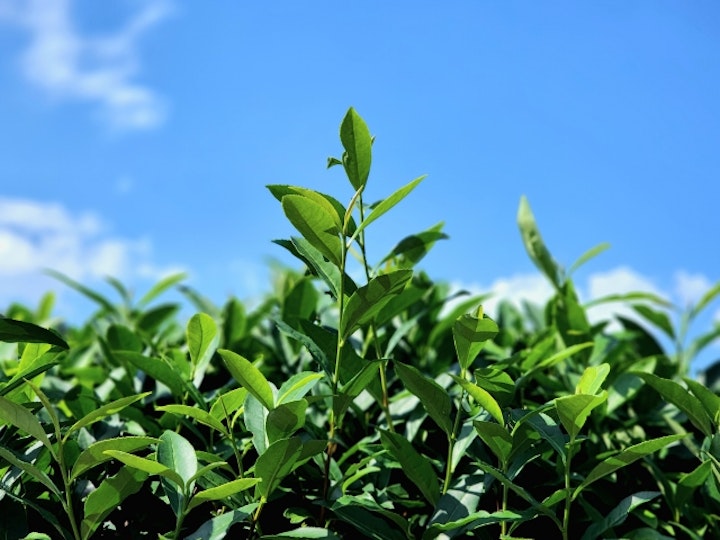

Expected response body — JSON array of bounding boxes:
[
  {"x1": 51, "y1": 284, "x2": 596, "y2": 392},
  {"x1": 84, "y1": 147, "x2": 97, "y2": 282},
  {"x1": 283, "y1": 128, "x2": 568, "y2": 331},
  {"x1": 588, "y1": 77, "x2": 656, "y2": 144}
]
[
  {"x1": 282, "y1": 194, "x2": 342, "y2": 267},
  {"x1": 255, "y1": 437, "x2": 302, "y2": 498},
  {"x1": 219, "y1": 349, "x2": 274, "y2": 410},
  {"x1": 340, "y1": 107, "x2": 372, "y2": 191}
]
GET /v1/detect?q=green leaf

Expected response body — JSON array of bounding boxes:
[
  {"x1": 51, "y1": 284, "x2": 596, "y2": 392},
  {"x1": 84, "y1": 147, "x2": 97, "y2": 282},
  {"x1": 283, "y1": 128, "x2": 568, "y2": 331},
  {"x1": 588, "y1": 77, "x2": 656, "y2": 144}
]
[
  {"x1": 451, "y1": 375, "x2": 503, "y2": 425},
  {"x1": 104, "y1": 450, "x2": 185, "y2": 489},
  {"x1": 0, "y1": 396, "x2": 53, "y2": 454},
  {"x1": 350, "y1": 175, "x2": 426, "y2": 242},
  {"x1": 580, "y1": 491, "x2": 660, "y2": 540},
  {"x1": 187, "y1": 478, "x2": 260, "y2": 512},
  {"x1": 156, "y1": 404, "x2": 228, "y2": 435},
  {"x1": 675, "y1": 460, "x2": 712, "y2": 511},
  {"x1": 185, "y1": 505, "x2": 259, "y2": 540},
  {"x1": 45, "y1": 269, "x2": 118, "y2": 314},
  {"x1": 71, "y1": 436, "x2": 158, "y2": 481},
  {"x1": 690, "y1": 281, "x2": 720, "y2": 320},
  {"x1": 331, "y1": 496, "x2": 408, "y2": 540},
  {"x1": 576, "y1": 434, "x2": 686, "y2": 495},
  {"x1": 473, "y1": 368, "x2": 515, "y2": 408},
  {"x1": 474, "y1": 421, "x2": 513, "y2": 465},
  {"x1": 106, "y1": 324, "x2": 142, "y2": 352},
  {"x1": 115, "y1": 351, "x2": 193, "y2": 400},
  {"x1": 555, "y1": 392, "x2": 607, "y2": 439},
  {"x1": 136, "y1": 303, "x2": 180, "y2": 334},
  {"x1": 632, "y1": 304, "x2": 676, "y2": 340},
  {"x1": 210, "y1": 387, "x2": 248, "y2": 422},
  {"x1": 277, "y1": 372, "x2": 323, "y2": 405},
  {"x1": 0, "y1": 353, "x2": 59, "y2": 397},
  {"x1": 267, "y1": 185, "x2": 346, "y2": 232},
  {"x1": 340, "y1": 107, "x2": 372, "y2": 191},
  {"x1": 266, "y1": 399, "x2": 307, "y2": 443},
  {"x1": 261, "y1": 527, "x2": 341, "y2": 539},
  {"x1": 157, "y1": 430, "x2": 198, "y2": 517},
  {"x1": 683, "y1": 377, "x2": 720, "y2": 426},
  {"x1": 245, "y1": 393, "x2": 270, "y2": 454},
  {"x1": 222, "y1": 297, "x2": 246, "y2": 347},
  {"x1": 187, "y1": 312, "x2": 219, "y2": 387},
  {"x1": 0, "y1": 446, "x2": 61, "y2": 498},
  {"x1": 66, "y1": 392, "x2": 149, "y2": 439},
  {"x1": 425, "y1": 474, "x2": 483, "y2": 538},
  {"x1": 0, "y1": 318, "x2": 68, "y2": 349},
  {"x1": 341, "y1": 270, "x2": 413, "y2": 340},
  {"x1": 380, "y1": 222, "x2": 448, "y2": 269},
  {"x1": 282, "y1": 194, "x2": 342, "y2": 267},
  {"x1": 394, "y1": 361, "x2": 453, "y2": 435},
  {"x1": 255, "y1": 437, "x2": 303, "y2": 498},
  {"x1": 452, "y1": 308, "x2": 499, "y2": 370},
  {"x1": 633, "y1": 372, "x2": 713, "y2": 436},
  {"x1": 219, "y1": 349, "x2": 274, "y2": 410},
  {"x1": 568, "y1": 242, "x2": 611, "y2": 276},
  {"x1": 379, "y1": 429, "x2": 440, "y2": 505},
  {"x1": 517, "y1": 196, "x2": 562, "y2": 289},
  {"x1": 137, "y1": 272, "x2": 187, "y2": 308},
  {"x1": 576, "y1": 363, "x2": 610, "y2": 395},
  {"x1": 80, "y1": 466, "x2": 148, "y2": 540}
]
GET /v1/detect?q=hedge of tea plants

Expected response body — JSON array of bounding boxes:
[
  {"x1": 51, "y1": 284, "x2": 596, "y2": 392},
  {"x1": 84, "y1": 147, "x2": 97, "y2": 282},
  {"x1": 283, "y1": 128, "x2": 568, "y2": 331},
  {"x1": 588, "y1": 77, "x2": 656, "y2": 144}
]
[{"x1": 1, "y1": 109, "x2": 719, "y2": 540}]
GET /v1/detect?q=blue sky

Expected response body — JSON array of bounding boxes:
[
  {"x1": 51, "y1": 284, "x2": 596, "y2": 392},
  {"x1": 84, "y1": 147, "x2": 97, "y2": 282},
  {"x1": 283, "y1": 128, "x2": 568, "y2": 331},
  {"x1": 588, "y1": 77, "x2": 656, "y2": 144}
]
[{"x1": 1, "y1": 1, "x2": 718, "y2": 372}]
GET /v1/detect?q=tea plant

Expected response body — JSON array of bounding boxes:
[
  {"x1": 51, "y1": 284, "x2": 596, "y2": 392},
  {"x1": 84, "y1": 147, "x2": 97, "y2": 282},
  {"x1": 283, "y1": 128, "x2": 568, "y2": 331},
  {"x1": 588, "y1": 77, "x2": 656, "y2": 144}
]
[{"x1": 0, "y1": 108, "x2": 719, "y2": 539}]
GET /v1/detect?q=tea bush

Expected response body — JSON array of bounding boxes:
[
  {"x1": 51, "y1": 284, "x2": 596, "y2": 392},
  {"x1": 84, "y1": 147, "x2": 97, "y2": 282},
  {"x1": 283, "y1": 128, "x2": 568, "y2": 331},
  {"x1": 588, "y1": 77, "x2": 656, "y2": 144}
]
[{"x1": 1, "y1": 109, "x2": 719, "y2": 539}]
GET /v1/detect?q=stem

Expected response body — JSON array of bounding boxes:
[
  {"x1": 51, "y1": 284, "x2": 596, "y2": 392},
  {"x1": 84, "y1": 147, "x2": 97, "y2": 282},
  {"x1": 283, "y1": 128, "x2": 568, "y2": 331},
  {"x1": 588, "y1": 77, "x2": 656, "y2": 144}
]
[
  {"x1": 249, "y1": 498, "x2": 266, "y2": 538},
  {"x1": 501, "y1": 472, "x2": 509, "y2": 537},
  {"x1": 442, "y1": 369, "x2": 466, "y2": 494},
  {"x1": 57, "y1": 443, "x2": 82, "y2": 540},
  {"x1": 562, "y1": 436, "x2": 575, "y2": 540}
]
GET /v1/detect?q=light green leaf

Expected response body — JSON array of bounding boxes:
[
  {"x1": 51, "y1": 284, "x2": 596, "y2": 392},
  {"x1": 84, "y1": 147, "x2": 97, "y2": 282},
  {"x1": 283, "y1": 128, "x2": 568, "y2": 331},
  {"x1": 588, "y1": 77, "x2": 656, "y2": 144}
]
[
  {"x1": 633, "y1": 372, "x2": 713, "y2": 436},
  {"x1": 452, "y1": 308, "x2": 499, "y2": 371},
  {"x1": 158, "y1": 429, "x2": 197, "y2": 488},
  {"x1": 66, "y1": 392, "x2": 149, "y2": 439},
  {"x1": 80, "y1": 466, "x2": 147, "y2": 540},
  {"x1": 690, "y1": 281, "x2": 720, "y2": 320},
  {"x1": 576, "y1": 363, "x2": 610, "y2": 395},
  {"x1": 210, "y1": 387, "x2": 248, "y2": 422},
  {"x1": 394, "y1": 361, "x2": 453, "y2": 435},
  {"x1": 255, "y1": 437, "x2": 303, "y2": 498},
  {"x1": 267, "y1": 185, "x2": 345, "y2": 231},
  {"x1": 568, "y1": 242, "x2": 611, "y2": 276},
  {"x1": 683, "y1": 377, "x2": 720, "y2": 426},
  {"x1": 632, "y1": 304, "x2": 676, "y2": 340},
  {"x1": 576, "y1": 434, "x2": 686, "y2": 495},
  {"x1": 157, "y1": 404, "x2": 228, "y2": 435},
  {"x1": 71, "y1": 436, "x2": 158, "y2": 481},
  {"x1": 187, "y1": 478, "x2": 260, "y2": 511},
  {"x1": 340, "y1": 270, "x2": 413, "y2": 340},
  {"x1": 340, "y1": 107, "x2": 372, "y2": 191},
  {"x1": 0, "y1": 396, "x2": 53, "y2": 453},
  {"x1": 379, "y1": 429, "x2": 440, "y2": 505},
  {"x1": 517, "y1": 196, "x2": 562, "y2": 289},
  {"x1": 219, "y1": 349, "x2": 274, "y2": 410},
  {"x1": 451, "y1": 375, "x2": 503, "y2": 425},
  {"x1": 104, "y1": 450, "x2": 184, "y2": 488},
  {"x1": 45, "y1": 269, "x2": 118, "y2": 314},
  {"x1": 245, "y1": 393, "x2": 270, "y2": 454},
  {"x1": 262, "y1": 527, "x2": 342, "y2": 539},
  {"x1": 555, "y1": 392, "x2": 607, "y2": 439},
  {"x1": 277, "y1": 372, "x2": 323, "y2": 405},
  {"x1": 137, "y1": 272, "x2": 187, "y2": 308},
  {"x1": 675, "y1": 460, "x2": 712, "y2": 510},
  {"x1": 350, "y1": 175, "x2": 425, "y2": 243},
  {"x1": 187, "y1": 312, "x2": 219, "y2": 387},
  {"x1": 282, "y1": 194, "x2": 342, "y2": 267}
]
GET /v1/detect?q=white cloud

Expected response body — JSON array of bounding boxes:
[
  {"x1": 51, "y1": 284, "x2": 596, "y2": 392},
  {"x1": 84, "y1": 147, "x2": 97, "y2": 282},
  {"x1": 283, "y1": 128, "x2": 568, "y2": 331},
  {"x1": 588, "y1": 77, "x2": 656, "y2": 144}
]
[
  {"x1": 674, "y1": 270, "x2": 713, "y2": 308},
  {"x1": 0, "y1": 197, "x2": 178, "y2": 311},
  {"x1": 0, "y1": 0, "x2": 172, "y2": 130}
]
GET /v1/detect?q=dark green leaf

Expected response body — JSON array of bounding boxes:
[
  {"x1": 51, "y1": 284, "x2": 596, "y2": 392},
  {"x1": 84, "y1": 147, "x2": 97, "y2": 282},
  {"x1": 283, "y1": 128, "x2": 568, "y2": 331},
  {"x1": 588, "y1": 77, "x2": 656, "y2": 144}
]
[
  {"x1": 632, "y1": 304, "x2": 676, "y2": 340},
  {"x1": 0, "y1": 318, "x2": 68, "y2": 349},
  {"x1": 80, "y1": 466, "x2": 147, "y2": 540},
  {"x1": 474, "y1": 421, "x2": 513, "y2": 465},
  {"x1": 115, "y1": 351, "x2": 197, "y2": 401},
  {"x1": 71, "y1": 436, "x2": 158, "y2": 481},
  {"x1": 379, "y1": 429, "x2": 440, "y2": 505},
  {"x1": 0, "y1": 396, "x2": 53, "y2": 453},
  {"x1": 577, "y1": 434, "x2": 686, "y2": 495},
  {"x1": 394, "y1": 361, "x2": 453, "y2": 435},
  {"x1": 185, "y1": 505, "x2": 258, "y2": 540},
  {"x1": 0, "y1": 446, "x2": 60, "y2": 498},
  {"x1": 266, "y1": 399, "x2": 307, "y2": 443},
  {"x1": 66, "y1": 392, "x2": 149, "y2": 438},
  {"x1": 580, "y1": 491, "x2": 660, "y2": 540}
]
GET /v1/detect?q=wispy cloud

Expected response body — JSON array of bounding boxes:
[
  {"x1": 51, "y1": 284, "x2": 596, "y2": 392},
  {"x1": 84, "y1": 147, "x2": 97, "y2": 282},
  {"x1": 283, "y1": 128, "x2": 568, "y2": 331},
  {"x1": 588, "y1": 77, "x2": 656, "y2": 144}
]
[
  {"x1": 0, "y1": 197, "x2": 180, "y2": 311},
  {"x1": 0, "y1": 0, "x2": 172, "y2": 130}
]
